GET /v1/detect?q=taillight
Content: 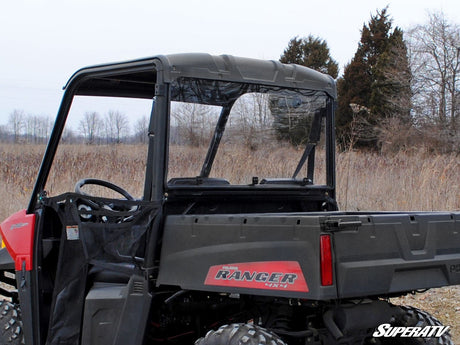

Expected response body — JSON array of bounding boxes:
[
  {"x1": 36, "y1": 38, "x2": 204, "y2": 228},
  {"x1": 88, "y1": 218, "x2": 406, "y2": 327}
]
[{"x1": 320, "y1": 234, "x2": 333, "y2": 286}]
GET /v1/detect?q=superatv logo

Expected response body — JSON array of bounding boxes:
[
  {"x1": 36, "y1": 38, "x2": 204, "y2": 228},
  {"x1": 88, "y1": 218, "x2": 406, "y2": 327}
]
[
  {"x1": 373, "y1": 324, "x2": 450, "y2": 338},
  {"x1": 204, "y1": 261, "x2": 309, "y2": 292}
]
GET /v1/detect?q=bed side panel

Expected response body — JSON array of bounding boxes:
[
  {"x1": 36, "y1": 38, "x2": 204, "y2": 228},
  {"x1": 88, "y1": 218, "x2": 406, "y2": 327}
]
[{"x1": 157, "y1": 215, "x2": 336, "y2": 300}]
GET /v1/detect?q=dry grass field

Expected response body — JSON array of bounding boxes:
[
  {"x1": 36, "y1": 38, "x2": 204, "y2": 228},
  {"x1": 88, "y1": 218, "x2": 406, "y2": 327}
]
[{"x1": 0, "y1": 143, "x2": 459, "y2": 341}]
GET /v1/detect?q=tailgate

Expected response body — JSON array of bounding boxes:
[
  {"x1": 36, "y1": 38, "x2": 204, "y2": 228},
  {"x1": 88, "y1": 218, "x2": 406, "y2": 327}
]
[{"x1": 326, "y1": 212, "x2": 460, "y2": 298}]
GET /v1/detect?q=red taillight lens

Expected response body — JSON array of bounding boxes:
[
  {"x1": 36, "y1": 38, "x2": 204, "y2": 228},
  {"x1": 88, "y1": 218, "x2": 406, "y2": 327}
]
[{"x1": 320, "y1": 234, "x2": 333, "y2": 286}]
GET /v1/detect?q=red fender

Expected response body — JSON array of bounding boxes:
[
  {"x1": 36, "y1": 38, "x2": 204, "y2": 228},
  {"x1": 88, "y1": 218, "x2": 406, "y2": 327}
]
[{"x1": 0, "y1": 210, "x2": 35, "y2": 271}]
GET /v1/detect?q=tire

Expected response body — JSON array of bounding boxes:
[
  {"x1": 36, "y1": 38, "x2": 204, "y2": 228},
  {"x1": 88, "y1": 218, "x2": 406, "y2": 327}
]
[
  {"x1": 0, "y1": 300, "x2": 23, "y2": 344},
  {"x1": 375, "y1": 305, "x2": 453, "y2": 345},
  {"x1": 195, "y1": 323, "x2": 287, "y2": 345}
]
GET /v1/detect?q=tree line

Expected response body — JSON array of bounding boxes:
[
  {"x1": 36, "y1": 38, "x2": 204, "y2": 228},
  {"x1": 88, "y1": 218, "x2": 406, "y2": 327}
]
[
  {"x1": 1, "y1": 110, "x2": 52, "y2": 144},
  {"x1": 0, "y1": 109, "x2": 150, "y2": 145},
  {"x1": 280, "y1": 8, "x2": 459, "y2": 152},
  {"x1": 2, "y1": 8, "x2": 458, "y2": 153},
  {"x1": 74, "y1": 111, "x2": 149, "y2": 145}
]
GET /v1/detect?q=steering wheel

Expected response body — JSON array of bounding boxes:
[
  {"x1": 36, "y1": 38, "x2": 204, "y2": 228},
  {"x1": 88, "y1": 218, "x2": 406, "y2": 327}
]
[
  {"x1": 74, "y1": 179, "x2": 136, "y2": 221},
  {"x1": 75, "y1": 178, "x2": 134, "y2": 201}
]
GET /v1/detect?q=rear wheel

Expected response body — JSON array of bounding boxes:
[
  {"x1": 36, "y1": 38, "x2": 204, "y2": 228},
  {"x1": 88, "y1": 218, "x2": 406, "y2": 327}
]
[
  {"x1": 195, "y1": 323, "x2": 287, "y2": 345},
  {"x1": 374, "y1": 305, "x2": 453, "y2": 345},
  {"x1": 0, "y1": 300, "x2": 23, "y2": 344}
]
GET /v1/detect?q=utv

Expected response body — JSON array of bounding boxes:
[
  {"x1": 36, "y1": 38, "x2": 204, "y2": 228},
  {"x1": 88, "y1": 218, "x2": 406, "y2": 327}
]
[{"x1": 0, "y1": 53, "x2": 459, "y2": 345}]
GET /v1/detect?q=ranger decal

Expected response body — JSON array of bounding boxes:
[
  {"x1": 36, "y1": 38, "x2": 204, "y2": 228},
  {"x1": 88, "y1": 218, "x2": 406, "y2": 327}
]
[{"x1": 205, "y1": 261, "x2": 309, "y2": 292}]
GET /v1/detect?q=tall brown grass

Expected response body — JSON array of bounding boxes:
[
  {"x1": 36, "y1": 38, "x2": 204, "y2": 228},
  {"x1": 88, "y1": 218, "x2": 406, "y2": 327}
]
[
  {"x1": 0, "y1": 143, "x2": 458, "y2": 221},
  {"x1": 336, "y1": 150, "x2": 459, "y2": 211}
]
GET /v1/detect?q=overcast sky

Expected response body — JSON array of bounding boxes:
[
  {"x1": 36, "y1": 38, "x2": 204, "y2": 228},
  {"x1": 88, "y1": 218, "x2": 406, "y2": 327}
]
[{"x1": 1, "y1": 0, "x2": 459, "y2": 126}]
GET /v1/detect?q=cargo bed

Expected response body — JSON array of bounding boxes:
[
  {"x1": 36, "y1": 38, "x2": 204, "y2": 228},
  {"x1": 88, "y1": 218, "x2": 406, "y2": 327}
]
[{"x1": 158, "y1": 211, "x2": 460, "y2": 300}]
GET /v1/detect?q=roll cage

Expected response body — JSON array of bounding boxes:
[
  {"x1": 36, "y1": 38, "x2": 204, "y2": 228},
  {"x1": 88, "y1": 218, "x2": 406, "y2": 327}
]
[{"x1": 27, "y1": 53, "x2": 337, "y2": 214}]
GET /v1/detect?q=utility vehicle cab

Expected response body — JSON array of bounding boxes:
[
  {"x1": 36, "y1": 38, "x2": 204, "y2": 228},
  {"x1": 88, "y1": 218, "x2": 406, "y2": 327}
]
[{"x1": 0, "y1": 54, "x2": 456, "y2": 345}]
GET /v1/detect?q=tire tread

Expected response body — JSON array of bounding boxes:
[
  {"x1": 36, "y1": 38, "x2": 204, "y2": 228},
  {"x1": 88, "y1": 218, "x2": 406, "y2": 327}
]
[
  {"x1": 195, "y1": 323, "x2": 287, "y2": 345},
  {"x1": 0, "y1": 300, "x2": 24, "y2": 344}
]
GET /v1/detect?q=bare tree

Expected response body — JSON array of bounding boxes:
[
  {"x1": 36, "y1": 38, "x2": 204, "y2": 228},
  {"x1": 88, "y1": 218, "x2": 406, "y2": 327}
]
[
  {"x1": 113, "y1": 111, "x2": 129, "y2": 143},
  {"x1": 105, "y1": 111, "x2": 129, "y2": 144},
  {"x1": 25, "y1": 115, "x2": 38, "y2": 143},
  {"x1": 134, "y1": 115, "x2": 149, "y2": 144},
  {"x1": 104, "y1": 113, "x2": 115, "y2": 143},
  {"x1": 230, "y1": 93, "x2": 273, "y2": 149},
  {"x1": 407, "y1": 11, "x2": 460, "y2": 131},
  {"x1": 38, "y1": 116, "x2": 52, "y2": 143},
  {"x1": 8, "y1": 110, "x2": 25, "y2": 143},
  {"x1": 79, "y1": 112, "x2": 102, "y2": 144},
  {"x1": 0, "y1": 125, "x2": 8, "y2": 142},
  {"x1": 171, "y1": 103, "x2": 217, "y2": 146},
  {"x1": 62, "y1": 126, "x2": 78, "y2": 144},
  {"x1": 24, "y1": 115, "x2": 52, "y2": 143}
]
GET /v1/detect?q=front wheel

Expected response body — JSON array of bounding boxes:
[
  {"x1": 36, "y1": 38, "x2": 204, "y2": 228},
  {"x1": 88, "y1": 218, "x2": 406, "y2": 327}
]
[
  {"x1": 196, "y1": 323, "x2": 287, "y2": 345},
  {"x1": 0, "y1": 300, "x2": 23, "y2": 344}
]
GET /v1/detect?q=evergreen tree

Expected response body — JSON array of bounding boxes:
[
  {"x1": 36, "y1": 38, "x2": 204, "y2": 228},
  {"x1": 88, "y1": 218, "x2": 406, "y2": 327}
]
[
  {"x1": 279, "y1": 37, "x2": 304, "y2": 66},
  {"x1": 280, "y1": 35, "x2": 339, "y2": 78},
  {"x1": 276, "y1": 35, "x2": 338, "y2": 146},
  {"x1": 370, "y1": 28, "x2": 411, "y2": 122},
  {"x1": 337, "y1": 8, "x2": 411, "y2": 149}
]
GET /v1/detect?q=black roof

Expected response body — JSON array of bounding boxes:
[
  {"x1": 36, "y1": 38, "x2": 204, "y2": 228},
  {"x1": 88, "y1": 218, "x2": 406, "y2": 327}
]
[{"x1": 64, "y1": 53, "x2": 337, "y2": 99}]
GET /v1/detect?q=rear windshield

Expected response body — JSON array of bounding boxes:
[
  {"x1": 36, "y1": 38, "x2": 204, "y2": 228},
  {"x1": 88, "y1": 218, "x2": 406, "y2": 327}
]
[{"x1": 168, "y1": 78, "x2": 329, "y2": 186}]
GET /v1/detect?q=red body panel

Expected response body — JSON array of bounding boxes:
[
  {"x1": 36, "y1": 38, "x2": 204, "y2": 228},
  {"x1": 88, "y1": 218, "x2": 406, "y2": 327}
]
[
  {"x1": 0, "y1": 209, "x2": 35, "y2": 271},
  {"x1": 205, "y1": 261, "x2": 309, "y2": 292}
]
